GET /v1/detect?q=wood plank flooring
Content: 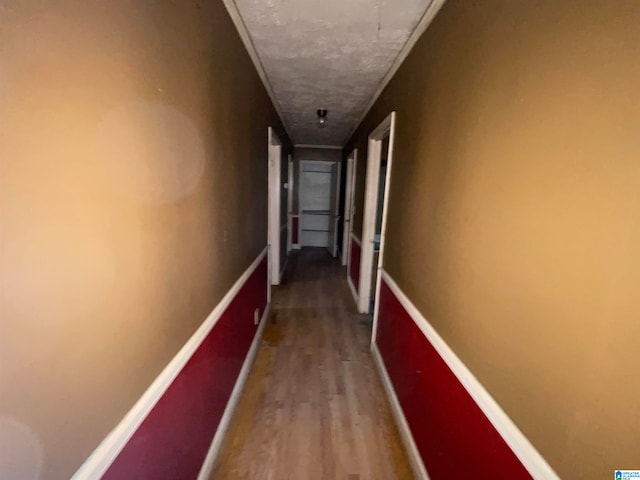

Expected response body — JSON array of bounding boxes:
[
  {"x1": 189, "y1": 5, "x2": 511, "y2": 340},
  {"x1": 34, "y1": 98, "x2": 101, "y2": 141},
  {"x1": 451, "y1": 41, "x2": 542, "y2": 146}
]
[{"x1": 211, "y1": 248, "x2": 413, "y2": 480}]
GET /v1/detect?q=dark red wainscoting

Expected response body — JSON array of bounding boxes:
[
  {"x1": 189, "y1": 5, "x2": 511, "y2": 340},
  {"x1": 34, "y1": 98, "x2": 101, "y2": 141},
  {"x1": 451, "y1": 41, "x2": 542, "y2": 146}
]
[
  {"x1": 349, "y1": 238, "x2": 361, "y2": 290},
  {"x1": 102, "y1": 255, "x2": 268, "y2": 480},
  {"x1": 375, "y1": 279, "x2": 532, "y2": 479},
  {"x1": 292, "y1": 217, "x2": 299, "y2": 245}
]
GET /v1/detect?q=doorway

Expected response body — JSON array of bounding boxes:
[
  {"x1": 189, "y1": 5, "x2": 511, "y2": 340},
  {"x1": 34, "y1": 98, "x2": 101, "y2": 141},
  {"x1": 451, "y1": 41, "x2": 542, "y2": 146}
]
[
  {"x1": 357, "y1": 112, "x2": 396, "y2": 319},
  {"x1": 298, "y1": 160, "x2": 340, "y2": 255}
]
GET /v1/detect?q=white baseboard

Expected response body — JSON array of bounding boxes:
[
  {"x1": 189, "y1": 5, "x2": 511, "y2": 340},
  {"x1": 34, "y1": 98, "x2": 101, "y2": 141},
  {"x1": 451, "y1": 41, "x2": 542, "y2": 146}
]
[
  {"x1": 70, "y1": 248, "x2": 268, "y2": 480},
  {"x1": 292, "y1": 244, "x2": 301, "y2": 250},
  {"x1": 371, "y1": 344, "x2": 430, "y2": 480},
  {"x1": 197, "y1": 302, "x2": 271, "y2": 479},
  {"x1": 380, "y1": 270, "x2": 560, "y2": 480},
  {"x1": 347, "y1": 275, "x2": 358, "y2": 307}
]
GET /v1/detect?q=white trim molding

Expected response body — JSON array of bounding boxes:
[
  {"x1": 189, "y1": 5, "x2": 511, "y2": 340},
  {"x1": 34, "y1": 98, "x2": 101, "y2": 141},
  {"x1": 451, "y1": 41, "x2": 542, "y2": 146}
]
[
  {"x1": 342, "y1": 150, "x2": 358, "y2": 267},
  {"x1": 268, "y1": 127, "x2": 283, "y2": 286},
  {"x1": 347, "y1": 233, "x2": 361, "y2": 306},
  {"x1": 299, "y1": 159, "x2": 340, "y2": 164},
  {"x1": 197, "y1": 302, "x2": 271, "y2": 479},
  {"x1": 221, "y1": 0, "x2": 289, "y2": 135},
  {"x1": 287, "y1": 156, "x2": 294, "y2": 253},
  {"x1": 378, "y1": 270, "x2": 560, "y2": 480},
  {"x1": 372, "y1": 344, "x2": 430, "y2": 480},
  {"x1": 346, "y1": 0, "x2": 447, "y2": 143},
  {"x1": 294, "y1": 144, "x2": 343, "y2": 150},
  {"x1": 71, "y1": 248, "x2": 269, "y2": 480}
]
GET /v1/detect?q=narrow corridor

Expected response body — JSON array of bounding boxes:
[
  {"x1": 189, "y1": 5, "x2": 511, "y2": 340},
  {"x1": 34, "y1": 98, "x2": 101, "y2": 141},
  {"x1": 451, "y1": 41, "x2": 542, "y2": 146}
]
[{"x1": 211, "y1": 248, "x2": 412, "y2": 480}]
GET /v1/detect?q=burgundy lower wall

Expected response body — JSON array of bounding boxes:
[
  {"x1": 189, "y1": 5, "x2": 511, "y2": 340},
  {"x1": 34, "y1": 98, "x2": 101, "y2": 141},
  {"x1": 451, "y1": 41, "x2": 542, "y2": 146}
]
[
  {"x1": 349, "y1": 238, "x2": 361, "y2": 289},
  {"x1": 102, "y1": 254, "x2": 268, "y2": 480},
  {"x1": 375, "y1": 278, "x2": 532, "y2": 479},
  {"x1": 292, "y1": 216, "x2": 299, "y2": 245}
]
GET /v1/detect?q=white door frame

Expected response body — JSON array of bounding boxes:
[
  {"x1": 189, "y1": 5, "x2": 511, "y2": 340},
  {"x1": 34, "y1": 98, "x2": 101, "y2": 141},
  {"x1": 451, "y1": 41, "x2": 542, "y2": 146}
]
[
  {"x1": 268, "y1": 127, "x2": 282, "y2": 287},
  {"x1": 358, "y1": 112, "x2": 396, "y2": 324},
  {"x1": 330, "y1": 160, "x2": 342, "y2": 257},
  {"x1": 342, "y1": 149, "x2": 358, "y2": 267},
  {"x1": 287, "y1": 154, "x2": 293, "y2": 253}
]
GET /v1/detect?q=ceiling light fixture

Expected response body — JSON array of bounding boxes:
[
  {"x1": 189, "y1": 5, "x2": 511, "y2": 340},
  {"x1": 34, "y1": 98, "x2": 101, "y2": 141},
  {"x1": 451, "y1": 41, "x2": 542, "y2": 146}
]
[{"x1": 317, "y1": 109, "x2": 328, "y2": 128}]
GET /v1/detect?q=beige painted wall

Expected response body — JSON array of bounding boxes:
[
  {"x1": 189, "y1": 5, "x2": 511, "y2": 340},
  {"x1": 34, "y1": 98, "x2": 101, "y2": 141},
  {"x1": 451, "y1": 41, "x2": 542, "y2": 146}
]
[
  {"x1": 346, "y1": 0, "x2": 640, "y2": 478},
  {"x1": 0, "y1": 1, "x2": 288, "y2": 479}
]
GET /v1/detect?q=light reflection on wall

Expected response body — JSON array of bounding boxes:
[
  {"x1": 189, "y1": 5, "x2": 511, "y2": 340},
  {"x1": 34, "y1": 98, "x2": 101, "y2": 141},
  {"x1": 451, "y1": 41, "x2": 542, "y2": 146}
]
[
  {"x1": 0, "y1": 0, "x2": 276, "y2": 477},
  {"x1": 0, "y1": 418, "x2": 43, "y2": 480},
  {"x1": 95, "y1": 101, "x2": 206, "y2": 205},
  {"x1": 0, "y1": 3, "x2": 212, "y2": 478}
]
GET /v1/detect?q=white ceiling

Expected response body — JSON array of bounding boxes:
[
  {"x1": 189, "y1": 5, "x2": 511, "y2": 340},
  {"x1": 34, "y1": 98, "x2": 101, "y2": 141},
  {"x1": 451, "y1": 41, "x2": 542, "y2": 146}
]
[{"x1": 231, "y1": 0, "x2": 434, "y2": 146}]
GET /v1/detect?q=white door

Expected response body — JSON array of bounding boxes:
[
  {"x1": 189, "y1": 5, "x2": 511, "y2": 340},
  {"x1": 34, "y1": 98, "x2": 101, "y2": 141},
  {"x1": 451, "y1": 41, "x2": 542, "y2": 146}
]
[
  {"x1": 342, "y1": 151, "x2": 357, "y2": 266},
  {"x1": 268, "y1": 127, "x2": 282, "y2": 286},
  {"x1": 327, "y1": 162, "x2": 341, "y2": 257}
]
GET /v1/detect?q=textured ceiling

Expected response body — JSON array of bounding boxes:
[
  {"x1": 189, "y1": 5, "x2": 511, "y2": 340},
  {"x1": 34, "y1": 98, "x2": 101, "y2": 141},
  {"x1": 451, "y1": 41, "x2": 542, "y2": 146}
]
[{"x1": 234, "y1": 0, "x2": 433, "y2": 145}]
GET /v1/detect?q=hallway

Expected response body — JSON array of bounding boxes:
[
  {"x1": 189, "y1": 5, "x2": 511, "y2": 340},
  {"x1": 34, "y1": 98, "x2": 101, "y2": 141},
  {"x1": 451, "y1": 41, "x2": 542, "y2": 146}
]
[
  {"x1": 212, "y1": 248, "x2": 412, "y2": 480},
  {"x1": 4, "y1": 1, "x2": 640, "y2": 479}
]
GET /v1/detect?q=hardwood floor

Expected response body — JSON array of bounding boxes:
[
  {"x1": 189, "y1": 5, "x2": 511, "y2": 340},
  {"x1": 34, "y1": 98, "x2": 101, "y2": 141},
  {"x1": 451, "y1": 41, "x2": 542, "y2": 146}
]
[{"x1": 211, "y1": 248, "x2": 413, "y2": 480}]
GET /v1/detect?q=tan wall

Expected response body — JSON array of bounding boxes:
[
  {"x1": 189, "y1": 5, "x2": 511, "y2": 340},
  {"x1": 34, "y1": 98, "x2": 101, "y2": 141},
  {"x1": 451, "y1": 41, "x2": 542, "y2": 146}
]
[
  {"x1": 0, "y1": 2, "x2": 288, "y2": 479},
  {"x1": 346, "y1": 1, "x2": 640, "y2": 478}
]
